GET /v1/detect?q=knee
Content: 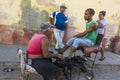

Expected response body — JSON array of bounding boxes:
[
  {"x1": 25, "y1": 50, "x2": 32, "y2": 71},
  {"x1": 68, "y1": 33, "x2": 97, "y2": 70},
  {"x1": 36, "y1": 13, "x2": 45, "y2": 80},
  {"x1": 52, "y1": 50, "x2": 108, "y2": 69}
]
[
  {"x1": 74, "y1": 38, "x2": 81, "y2": 43},
  {"x1": 66, "y1": 38, "x2": 76, "y2": 46},
  {"x1": 72, "y1": 39, "x2": 81, "y2": 48}
]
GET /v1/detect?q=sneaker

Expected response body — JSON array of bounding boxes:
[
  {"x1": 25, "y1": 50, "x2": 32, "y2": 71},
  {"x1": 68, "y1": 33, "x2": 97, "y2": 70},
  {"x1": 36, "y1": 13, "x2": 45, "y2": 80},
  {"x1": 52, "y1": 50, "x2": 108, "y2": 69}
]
[
  {"x1": 55, "y1": 48, "x2": 63, "y2": 52},
  {"x1": 55, "y1": 48, "x2": 60, "y2": 52}
]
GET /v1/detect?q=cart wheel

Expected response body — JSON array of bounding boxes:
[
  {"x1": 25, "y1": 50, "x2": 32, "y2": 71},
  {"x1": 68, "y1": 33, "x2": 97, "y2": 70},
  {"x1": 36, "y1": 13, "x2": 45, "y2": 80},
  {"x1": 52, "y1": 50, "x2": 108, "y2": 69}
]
[{"x1": 85, "y1": 71, "x2": 94, "y2": 80}]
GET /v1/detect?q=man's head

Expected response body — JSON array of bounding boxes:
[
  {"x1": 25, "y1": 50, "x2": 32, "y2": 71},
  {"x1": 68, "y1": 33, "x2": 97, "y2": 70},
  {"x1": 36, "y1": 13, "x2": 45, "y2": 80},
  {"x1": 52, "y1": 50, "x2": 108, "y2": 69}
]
[
  {"x1": 84, "y1": 8, "x2": 95, "y2": 21},
  {"x1": 40, "y1": 22, "x2": 53, "y2": 32},
  {"x1": 60, "y1": 3, "x2": 67, "y2": 13}
]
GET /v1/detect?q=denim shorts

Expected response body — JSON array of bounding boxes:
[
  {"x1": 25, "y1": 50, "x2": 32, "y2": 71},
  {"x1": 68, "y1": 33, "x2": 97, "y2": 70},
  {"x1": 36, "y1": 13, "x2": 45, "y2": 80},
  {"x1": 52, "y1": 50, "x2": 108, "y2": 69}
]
[
  {"x1": 31, "y1": 58, "x2": 60, "y2": 80},
  {"x1": 66, "y1": 37, "x2": 93, "y2": 48}
]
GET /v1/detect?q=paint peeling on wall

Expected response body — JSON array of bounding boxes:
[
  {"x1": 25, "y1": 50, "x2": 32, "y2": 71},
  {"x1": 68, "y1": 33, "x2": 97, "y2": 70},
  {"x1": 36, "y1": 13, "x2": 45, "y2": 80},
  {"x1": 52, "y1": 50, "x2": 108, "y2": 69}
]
[
  {"x1": 0, "y1": 0, "x2": 120, "y2": 48},
  {"x1": 19, "y1": 0, "x2": 48, "y2": 30}
]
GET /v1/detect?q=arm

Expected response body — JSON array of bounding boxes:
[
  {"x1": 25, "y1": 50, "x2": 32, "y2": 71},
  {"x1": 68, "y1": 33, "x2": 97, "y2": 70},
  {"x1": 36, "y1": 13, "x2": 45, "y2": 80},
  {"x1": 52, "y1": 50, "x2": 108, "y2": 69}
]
[
  {"x1": 65, "y1": 23, "x2": 68, "y2": 27},
  {"x1": 41, "y1": 37, "x2": 63, "y2": 58},
  {"x1": 74, "y1": 23, "x2": 97, "y2": 37},
  {"x1": 49, "y1": 12, "x2": 56, "y2": 25},
  {"x1": 97, "y1": 20, "x2": 104, "y2": 28},
  {"x1": 65, "y1": 15, "x2": 68, "y2": 28},
  {"x1": 49, "y1": 17, "x2": 54, "y2": 25}
]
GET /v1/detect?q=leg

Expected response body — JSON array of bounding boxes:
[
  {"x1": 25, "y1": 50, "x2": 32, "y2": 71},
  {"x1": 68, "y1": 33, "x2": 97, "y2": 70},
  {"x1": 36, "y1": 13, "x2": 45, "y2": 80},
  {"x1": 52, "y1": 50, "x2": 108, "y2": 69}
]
[
  {"x1": 67, "y1": 46, "x2": 76, "y2": 59},
  {"x1": 99, "y1": 39, "x2": 106, "y2": 61},
  {"x1": 59, "y1": 37, "x2": 77, "y2": 54},
  {"x1": 99, "y1": 48, "x2": 105, "y2": 61},
  {"x1": 54, "y1": 29, "x2": 60, "y2": 49},
  {"x1": 58, "y1": 30, "x2": 65, "y2": 49},
  {"x1": 100, "y1": 47, "x2": 104, "y2": 57},
  {"x1": 59, "y1": 45, "x2": 69, "y2": 54},
  {"x1": 68, "y1": 38, "x2": 93, "y2": 58},
  {"x1": 55, "y1": 42, "x2": 59, "y2": 51}
]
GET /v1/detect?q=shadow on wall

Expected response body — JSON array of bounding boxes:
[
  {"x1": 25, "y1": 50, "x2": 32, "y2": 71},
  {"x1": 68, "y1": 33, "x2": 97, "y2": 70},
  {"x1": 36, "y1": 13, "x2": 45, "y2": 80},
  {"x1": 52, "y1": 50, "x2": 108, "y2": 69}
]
[{"x1": 19, "y1": 0, "x2": 49, "y2": 30}]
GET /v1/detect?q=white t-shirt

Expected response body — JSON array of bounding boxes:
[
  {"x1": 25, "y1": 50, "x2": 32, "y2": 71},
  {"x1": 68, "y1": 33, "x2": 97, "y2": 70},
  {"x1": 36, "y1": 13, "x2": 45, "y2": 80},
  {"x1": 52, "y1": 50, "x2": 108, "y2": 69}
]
[{"x1": 98, "y1": 19, "x2": 107, "y2": 34}]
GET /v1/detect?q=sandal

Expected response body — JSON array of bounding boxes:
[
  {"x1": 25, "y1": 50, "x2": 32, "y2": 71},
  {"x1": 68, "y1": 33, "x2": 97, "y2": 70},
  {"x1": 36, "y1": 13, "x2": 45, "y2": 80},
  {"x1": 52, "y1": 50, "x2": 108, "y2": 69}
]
[{"x1": 99, "y1": 57, "x2": 105, "y2": 61}]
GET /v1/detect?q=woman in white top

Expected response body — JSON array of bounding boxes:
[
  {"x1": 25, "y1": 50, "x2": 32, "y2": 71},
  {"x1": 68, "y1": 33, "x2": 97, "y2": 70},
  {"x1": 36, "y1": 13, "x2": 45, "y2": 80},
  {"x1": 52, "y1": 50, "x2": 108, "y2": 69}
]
[{"x1": 96, "y1": 11, "x2": 107, "y2": 61}]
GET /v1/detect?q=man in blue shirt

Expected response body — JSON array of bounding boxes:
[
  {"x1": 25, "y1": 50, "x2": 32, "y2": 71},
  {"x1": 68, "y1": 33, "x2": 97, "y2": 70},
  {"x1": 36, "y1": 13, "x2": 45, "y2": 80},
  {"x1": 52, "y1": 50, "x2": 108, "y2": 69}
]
[{"x1": 49, "y1": 3, "x2": 68, "y2": 51}]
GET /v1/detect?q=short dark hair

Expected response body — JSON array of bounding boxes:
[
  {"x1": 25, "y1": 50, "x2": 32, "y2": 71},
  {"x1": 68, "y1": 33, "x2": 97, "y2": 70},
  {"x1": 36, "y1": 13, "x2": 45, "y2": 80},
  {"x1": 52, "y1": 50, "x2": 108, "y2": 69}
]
[
  {"x1": 86, "y1": 8, "x2": 95, "y2": 15},
  {"x1": 100, "y1": 11, "x2": 106, "y2": 16}
]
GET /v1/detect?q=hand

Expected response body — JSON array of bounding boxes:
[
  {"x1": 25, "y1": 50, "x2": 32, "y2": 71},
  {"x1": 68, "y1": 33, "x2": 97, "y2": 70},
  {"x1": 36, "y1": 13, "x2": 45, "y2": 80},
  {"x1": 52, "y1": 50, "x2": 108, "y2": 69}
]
[
  {"x1": 73, "y1": 35, "x2": 78, "y2": 37},
  {"x1": 49, "y1": 51, "x2": 54, "y2": 54},
  {"x1": 57, "y1": 54, "x2": 64, "y2": 59},
  {"x1": 96, "y1": 20, "x2": 101, "y2": 27},
  {"x1": 96, "y1": 20, "x2": 100, "y2": 23},
  {"x1": 50, "y1": 24, "x2": 55, "y2": 28},
  {"x1": 58, "y1": 52, "x2": 63, "y2": 54}
]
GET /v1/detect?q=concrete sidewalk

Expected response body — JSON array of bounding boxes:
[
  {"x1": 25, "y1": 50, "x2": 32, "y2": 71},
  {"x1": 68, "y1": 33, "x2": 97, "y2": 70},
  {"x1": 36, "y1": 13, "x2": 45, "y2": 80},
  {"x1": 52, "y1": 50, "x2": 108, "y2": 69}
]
[
  {"x1": 0, "y1": 44, "x2": 120, "y2": 80},
  {"x1": 0, "y1": 44, "x2": 120, "y2": 70},
  {"x1": 0, "y1": 69, "x2": 120, "y2": 80}
]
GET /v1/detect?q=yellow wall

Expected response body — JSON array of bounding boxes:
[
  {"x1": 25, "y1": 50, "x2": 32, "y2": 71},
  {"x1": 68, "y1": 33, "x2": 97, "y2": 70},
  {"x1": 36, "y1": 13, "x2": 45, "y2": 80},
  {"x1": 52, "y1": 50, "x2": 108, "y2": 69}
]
[
  {"x1": 0, "y1": 0, "x2": 120, "y2": 32},
  {"x1": 52, "y1": 0, "x2": 120, "y2": 34},
  {"x1": 0, "y1": 0, "x2": 21, "y2": 25},
  {"x1": 0, "y1": 0, "x2": 120, "y2": 36}
]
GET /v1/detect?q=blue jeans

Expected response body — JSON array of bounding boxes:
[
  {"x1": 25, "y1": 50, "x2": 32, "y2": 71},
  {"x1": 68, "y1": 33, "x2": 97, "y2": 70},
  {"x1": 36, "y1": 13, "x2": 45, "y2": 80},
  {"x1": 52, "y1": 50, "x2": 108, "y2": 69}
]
[{"x1": 66, "y1": 37, "x2": 94, "y2": 48}]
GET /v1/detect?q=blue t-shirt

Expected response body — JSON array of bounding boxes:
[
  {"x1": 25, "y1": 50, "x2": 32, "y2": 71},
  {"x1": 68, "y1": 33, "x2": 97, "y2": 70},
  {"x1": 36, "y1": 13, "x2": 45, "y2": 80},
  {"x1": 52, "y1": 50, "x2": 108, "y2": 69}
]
[{"x1": 51, "y1": 11, "x2": 68, "y2": 31}]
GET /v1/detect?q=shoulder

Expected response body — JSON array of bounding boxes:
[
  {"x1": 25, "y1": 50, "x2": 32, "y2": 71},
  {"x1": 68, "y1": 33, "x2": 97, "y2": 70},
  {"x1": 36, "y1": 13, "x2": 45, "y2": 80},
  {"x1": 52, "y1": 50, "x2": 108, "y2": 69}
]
[
  {"x1": 91, "y1": 19, "x2": 96, "y2": 23},
  {"x1": 100, "y1": 19, "x2": 107, "y2": 25},
  {"x1": 103, "y1": 19, "x2": 107, "y2": 23},
  {"x1": 87, "y1": 20, "x2": 96, "y2": 25},
  {"x1": 41, "y1": 37, "x2": 48, "y2": 44},
  {"x1": 100, "y1": 19, "x2": 107, "y2": 23},
  {"x1": 90, "y1": 20, "x2": 97, "y2": 29},
  {"x1": 51, "y1": 11, "x2": 57, "y2": 16},
  {"x1": 53, "y1": 11, "x2": 60, "y2": 15},
  {"x1": 63, "y1": 13, "x2": 68, "y2": 17}
]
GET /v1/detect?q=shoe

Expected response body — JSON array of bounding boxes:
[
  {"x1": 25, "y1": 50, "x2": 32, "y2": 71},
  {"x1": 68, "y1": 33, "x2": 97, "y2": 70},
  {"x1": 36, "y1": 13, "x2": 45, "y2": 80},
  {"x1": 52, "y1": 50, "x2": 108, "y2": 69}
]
[
  {"x1": 55, "y1": 48, "x2": 63, "y2": 52},
  {"x1": 99, "y1": 57, "x2": 105, "y2": 61},
  {"x1": 83, "y1": 54, "x2": 91, "y2": 58},
  {"x1": 55, "y1": 48, "x2": 60, "y2": 52},
  {"x1": 58, "y1": 51, "x2": 63, "y2": 54}
]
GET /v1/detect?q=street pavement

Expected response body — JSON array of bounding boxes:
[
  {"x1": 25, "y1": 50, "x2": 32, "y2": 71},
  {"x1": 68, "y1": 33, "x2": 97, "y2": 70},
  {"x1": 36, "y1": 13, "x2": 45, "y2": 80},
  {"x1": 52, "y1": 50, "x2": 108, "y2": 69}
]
[
  {"x1": 0, "y1": 69, "x2": 120, "y2": 80},
  {"x1": 0, "y1": 44, "x2": 120, "y2": 80}
]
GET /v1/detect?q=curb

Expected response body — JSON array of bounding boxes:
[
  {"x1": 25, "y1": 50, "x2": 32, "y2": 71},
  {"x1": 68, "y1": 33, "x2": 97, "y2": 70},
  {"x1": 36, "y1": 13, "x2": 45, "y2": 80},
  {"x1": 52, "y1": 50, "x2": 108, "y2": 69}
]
[
  {"x1": 0, "y1": 61, "x2": 20, "y2": 69},
  {"x1": 95, "y1": 64, "x2": 120, "y2": 70},
  {"x1": 0, "y1": 61, "x2": 120, "y2": 70}
]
